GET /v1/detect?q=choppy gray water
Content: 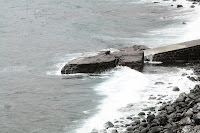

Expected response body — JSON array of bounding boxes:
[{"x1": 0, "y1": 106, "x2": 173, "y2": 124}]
[{"x1": 0, "y1": 0, "x2": 200, "y2": 133}]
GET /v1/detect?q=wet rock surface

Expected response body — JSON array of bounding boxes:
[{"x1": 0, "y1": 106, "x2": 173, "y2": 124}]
[
  {"x1": 61, "y1": 45, "x2": 146, "y2": 74},
  {"x1": 177, "y1": 4, "x2": 183, "y2": 8},
  {"x1": 172, "y1": 86, "x2": 180, "y2": 91},
  {"x1": 100, "y1": 84, "x2": 200, "y2": 133}
]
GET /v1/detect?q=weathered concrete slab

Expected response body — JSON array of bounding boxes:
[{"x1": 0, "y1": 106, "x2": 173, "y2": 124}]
[
  {"x1": 61, "y1": 45, "x2": 145, "y2": 74},
  {"x1": 113, "y1": 51, "x2": 144, "y2": 71},
  {"x1": 61, "y1": 52, "x2": 116, "y2": 74},
  {"x1": 119, "y1": 45, "x2": 149, "y2": 52},
  {"x1": 144, "y1": 39, "x2": 200, "y2": 63}
]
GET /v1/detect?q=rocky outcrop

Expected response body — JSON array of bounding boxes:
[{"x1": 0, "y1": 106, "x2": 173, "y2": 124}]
[{"x1": 61, "y1": 45, "x2": 147, "y2": 74}]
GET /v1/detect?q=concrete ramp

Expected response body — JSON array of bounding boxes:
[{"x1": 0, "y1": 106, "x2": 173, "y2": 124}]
[{"x1": 144, "y1": 39, "x2": 200, "y2": 63}]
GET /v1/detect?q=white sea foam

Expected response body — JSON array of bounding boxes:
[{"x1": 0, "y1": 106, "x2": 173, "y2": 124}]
[
  {"x1": 76, "y1": 66, "x2": 196, "y2": 133},
  {"x1": 46, "y1": 49, "x2": 118, "y2": 76},
  {"x1": 0, "y1": 65, "x2": 29, "y2": 73},
  {"x1": 83, "y1": 110, "x2": 91, "y2": 114},
  {"x1": 181, "y1": 6, "x2": 200, "y2": 41},
  {"x1": 136, "y1": 0, "x2": 200, "y2": 48},
  {"x1": 46, "y1": 53, "x2": 82, "y2": 76},
  {"x1": 76, "y1": 67, "x2": 147, "y2": 132}
]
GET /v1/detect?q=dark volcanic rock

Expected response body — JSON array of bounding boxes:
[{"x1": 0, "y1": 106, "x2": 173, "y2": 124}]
[
  {"x1": 172, "y1": 86, "x2": 180, "y2": 91},
  {"x1": 138, "y1": 112, "x2": 146, "y2": 116},
  {"x1": 150, "y1": 126, "x2": 162, "y2": 133},
  {"x1": 141, "y1": 122, "x2": 148, "y2": 127},
  {"x1": 141, "y1": 128, "x2": 149, "y2": 133},
  {"x1": 147, "y1": 114, "x2": 155, "y2": 123},
  {"x1": 104, "y1": 121, "x2": 114, "y2": 129},
  {"x1": 126, "y1": 126, "x2": 134, "y2": 131},
  {"x1": 88, "y1": 73, "x2": 200, "y2": 133},
  {"x1": 177, "y1": 4, "x2": 183, "y2": 8},
  {"x1": 61, "y1": 45, "x2": 144, "y2": 74},
  {"x1": 157, "y1": 114, "x2": 168, "y2": 126},
  {"x1": 103, "y1": 81, "x2": 200, "y2": 133},
  {"x1": 193, "y1": 112, "x2": 200, "y2": 125}
]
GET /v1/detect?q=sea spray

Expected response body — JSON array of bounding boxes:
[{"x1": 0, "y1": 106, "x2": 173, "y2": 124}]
[
  {"x1": 76, "y1": 66, "x2": 196, "y2": 133},
  {"x1": 47, "y1": 49, "x2": 118, "y2": 76},
  {"x1": 181, "y1": 6, "x2": 200, "y2": 41},
  {"x1": 76, "y1": 67, "x2": 148, "y2": 132}
]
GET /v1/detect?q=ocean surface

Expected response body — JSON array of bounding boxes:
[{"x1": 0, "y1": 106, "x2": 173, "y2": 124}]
[{"x1": 0, "y1": 0, "x2": 200, "y2": 133}]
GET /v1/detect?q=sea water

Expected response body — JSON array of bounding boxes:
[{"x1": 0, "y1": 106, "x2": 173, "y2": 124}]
[{"x1": 0, "y1": 0, "x2": 200, "y2": 133}]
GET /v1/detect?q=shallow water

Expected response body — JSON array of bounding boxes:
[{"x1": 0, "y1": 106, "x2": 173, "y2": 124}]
[{"x1": 0, "y1": 0, "x2": 200, "y2": 133}]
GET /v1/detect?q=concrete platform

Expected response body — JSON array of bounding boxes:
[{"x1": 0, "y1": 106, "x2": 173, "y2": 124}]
[
  {"x1": 61, "y1": 45, "x2": 145, "y2": 74},
  {"x1": 144, "y1": 39, "x2": 200, "y2": 63}
]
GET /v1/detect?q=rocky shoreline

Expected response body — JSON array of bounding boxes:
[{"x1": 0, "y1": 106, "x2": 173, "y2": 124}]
[
  {"x1": 97, "y1": 82, "x2": 200, "y2": 133},
  {"x1": 89, "y1": 64, "x2": 200, "y2": 133}
]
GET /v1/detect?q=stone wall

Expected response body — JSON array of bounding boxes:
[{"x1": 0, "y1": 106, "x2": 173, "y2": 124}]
[{"x1": 153, "y1": 45, "x2": 200, "y2": 63}]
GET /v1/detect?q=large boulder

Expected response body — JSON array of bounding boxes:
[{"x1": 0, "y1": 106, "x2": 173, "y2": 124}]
[{"x1": 61, "y1": 45, "x2": 145, "y2": 74}]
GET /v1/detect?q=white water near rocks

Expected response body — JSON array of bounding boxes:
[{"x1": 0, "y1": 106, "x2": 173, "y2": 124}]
[
  {"x1": 1, "y1": 0, "x2": 200, "y2": 133},
  {"x1": 76, "y1": 66, "x2": 196, "y2": 132},
  {"x1": 75, "y1": 1, "x2": 200, "y2": 132}
]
